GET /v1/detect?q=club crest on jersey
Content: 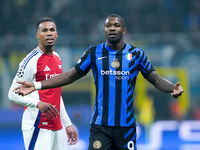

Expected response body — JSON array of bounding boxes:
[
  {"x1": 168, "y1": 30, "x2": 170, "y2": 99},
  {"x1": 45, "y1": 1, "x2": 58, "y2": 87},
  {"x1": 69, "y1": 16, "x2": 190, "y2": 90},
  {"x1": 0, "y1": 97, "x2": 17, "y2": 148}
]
[
  {"x1": 126, "y1": 53, "x2": 133, "y2": 60},
  {"x1": 111, "y1": 58, "x2": 120, "y2": 69},
  {"x1": 93, "y1": 140, "x2": 102, "y2": 149}
]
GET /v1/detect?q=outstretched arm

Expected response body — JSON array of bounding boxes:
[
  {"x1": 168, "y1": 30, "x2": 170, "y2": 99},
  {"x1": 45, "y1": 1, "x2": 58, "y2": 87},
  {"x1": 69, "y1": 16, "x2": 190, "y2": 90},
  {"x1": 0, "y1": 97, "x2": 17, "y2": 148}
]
[
  {"x1": 14, "y1": 67, "x2": 82, "y2": 96},
  {"x1": 9, "y1": 79, "x2": 59, "y2": 120},
  {"x1": 40, "y1": 67, "x2": 82, "y2": 89},
  {"x1": 146, "y1": 71, "x2": 184, "y2": 98}
]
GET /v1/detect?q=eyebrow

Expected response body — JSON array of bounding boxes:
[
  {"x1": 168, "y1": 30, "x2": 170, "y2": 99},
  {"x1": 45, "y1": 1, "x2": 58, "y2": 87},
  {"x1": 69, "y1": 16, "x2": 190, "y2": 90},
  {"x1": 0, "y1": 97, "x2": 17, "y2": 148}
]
[{"x1": 41, "y1": 27, "x2": 56, "y2": 30}]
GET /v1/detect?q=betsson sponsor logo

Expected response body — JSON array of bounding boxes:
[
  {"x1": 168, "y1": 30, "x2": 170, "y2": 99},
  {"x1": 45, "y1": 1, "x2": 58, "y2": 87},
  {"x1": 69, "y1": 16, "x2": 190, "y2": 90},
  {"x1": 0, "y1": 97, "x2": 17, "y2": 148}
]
[{"x1": 101, "y1": 70, "x2": 130, "y2": 80}]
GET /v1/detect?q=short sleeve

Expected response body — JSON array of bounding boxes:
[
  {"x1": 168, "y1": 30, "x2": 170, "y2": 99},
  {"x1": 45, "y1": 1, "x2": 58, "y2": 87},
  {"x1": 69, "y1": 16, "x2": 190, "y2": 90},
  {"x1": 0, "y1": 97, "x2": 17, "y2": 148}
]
[
  {"x1": 74, "y1": 46, "x2": 93, "y2": 76},
  {"x1": 138, "y1": 50, "x2": 156, "y2": 78}
]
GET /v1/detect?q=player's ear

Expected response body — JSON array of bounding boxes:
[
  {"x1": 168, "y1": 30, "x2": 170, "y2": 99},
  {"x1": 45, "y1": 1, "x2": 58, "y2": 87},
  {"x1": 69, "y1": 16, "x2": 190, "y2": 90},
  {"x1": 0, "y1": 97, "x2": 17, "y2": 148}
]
[
  {"x1": 103, "y1": 28, "x2": 105, "y2": 35},
  {"x1": 36, "y1": 32, "x2": 39, "y2": 39},
  {"x1": 123, "y1": 27, "x2": 126, "y2": 34},
  {"x1": 56, "y1": 31, "x2": 58, "y2": 38}
]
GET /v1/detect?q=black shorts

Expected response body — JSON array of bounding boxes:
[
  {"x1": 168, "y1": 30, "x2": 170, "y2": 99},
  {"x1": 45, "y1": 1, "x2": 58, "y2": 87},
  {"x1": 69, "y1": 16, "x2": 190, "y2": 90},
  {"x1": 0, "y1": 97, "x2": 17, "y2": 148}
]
[{"x1": 88, "y1": 124, "x2": 137, "y2": 150}]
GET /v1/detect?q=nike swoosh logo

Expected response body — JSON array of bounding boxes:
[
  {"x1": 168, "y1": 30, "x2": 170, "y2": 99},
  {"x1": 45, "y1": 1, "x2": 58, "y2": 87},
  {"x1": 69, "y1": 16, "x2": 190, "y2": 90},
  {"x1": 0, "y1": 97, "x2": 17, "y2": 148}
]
[{"x1": 98, "y1": 56, "x2": 107, "y2": 60}]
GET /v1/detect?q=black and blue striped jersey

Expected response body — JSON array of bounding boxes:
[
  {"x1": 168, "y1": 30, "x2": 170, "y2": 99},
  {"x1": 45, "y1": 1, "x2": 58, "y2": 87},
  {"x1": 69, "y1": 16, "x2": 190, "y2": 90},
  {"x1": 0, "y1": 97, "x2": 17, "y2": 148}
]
[{"x1": 74, "y1": 42, "x2": 155, "y2": 127}]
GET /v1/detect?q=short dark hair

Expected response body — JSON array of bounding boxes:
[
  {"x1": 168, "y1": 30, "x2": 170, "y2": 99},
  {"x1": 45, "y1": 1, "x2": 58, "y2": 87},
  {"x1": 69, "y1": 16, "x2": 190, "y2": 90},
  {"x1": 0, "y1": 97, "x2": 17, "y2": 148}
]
[
  {"x1": 107, "y1": 14, "x2": 125, "y2": 27},
  {"x1": 36, "y1": 17, "x2": 56, "y2": 30}
]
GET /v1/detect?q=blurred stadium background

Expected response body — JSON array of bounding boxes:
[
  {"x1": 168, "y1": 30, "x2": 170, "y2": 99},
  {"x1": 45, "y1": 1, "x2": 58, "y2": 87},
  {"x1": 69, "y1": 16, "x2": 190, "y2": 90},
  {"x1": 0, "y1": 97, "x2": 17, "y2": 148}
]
[{"x1": 0, "y1": 0, "x2": 200, "y2": 150}]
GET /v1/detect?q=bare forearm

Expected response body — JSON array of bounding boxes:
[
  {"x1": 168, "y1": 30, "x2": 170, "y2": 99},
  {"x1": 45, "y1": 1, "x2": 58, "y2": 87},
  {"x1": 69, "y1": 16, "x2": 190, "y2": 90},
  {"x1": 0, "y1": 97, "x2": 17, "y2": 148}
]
[
  {"x1": 147, "y1": 71, "x2": 174, "y2": 93},
  {"x1": 41, "y1": 72, "x2": 70, "y2": 89},
  {"x1": 41, "y1": 67, "x2": 81, "y2": 89},
  {"x1": 14, "y1": 68, "x2": 82, "y2": 96},
  {"x1": 153, "y1": 77, "x2": 174, "y2": 93}
]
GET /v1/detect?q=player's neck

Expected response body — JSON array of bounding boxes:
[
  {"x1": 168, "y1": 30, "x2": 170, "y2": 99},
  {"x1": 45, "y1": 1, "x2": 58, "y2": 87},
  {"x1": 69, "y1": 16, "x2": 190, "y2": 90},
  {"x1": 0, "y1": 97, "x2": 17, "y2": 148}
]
[
  {"x1": 106, "y1": 41, "x2": 125, "y2": 51},
  {"x1": 39, "y1": 45, "x2": 54, "y2": 56}
]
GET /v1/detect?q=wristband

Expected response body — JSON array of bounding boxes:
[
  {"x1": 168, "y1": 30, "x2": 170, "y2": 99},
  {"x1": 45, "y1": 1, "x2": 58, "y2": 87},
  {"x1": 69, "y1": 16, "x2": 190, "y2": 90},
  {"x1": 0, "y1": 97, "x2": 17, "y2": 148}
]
[{"x1": 33, "y1": 82, "x2": 42, "y2": 90}]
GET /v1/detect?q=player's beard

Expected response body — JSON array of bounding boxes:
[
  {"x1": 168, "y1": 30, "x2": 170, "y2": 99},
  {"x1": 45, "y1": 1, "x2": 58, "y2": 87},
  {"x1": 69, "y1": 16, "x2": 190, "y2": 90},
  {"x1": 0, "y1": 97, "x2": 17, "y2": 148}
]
[
  {"x1": 106, "y1": 36, "x2": 121, "y2": 44},
  {"x1": 43, "y1": 44, "x2": 54, "y2": 50},
  {"x1": 45, "y1": 39, "x2": 56, "y2": 48},
  {"x1": 46, "y1": 44, "x2": 54, "y2": 48},
  {"x1": 45, "y1": 42, "x2": 54, "y2": 48},
  {"x1": 105, "y1": 32, "x2": 123, "y2": 45}
]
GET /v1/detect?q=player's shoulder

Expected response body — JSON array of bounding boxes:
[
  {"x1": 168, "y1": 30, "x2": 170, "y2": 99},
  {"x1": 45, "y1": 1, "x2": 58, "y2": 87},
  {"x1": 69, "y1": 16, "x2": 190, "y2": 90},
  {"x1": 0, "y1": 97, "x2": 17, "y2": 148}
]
[
  {"x1": 52, "y1": 51, "x2": 62, "y2": 61},
  {"x1": 53, "y1": 51, "x2": 60, "y2": 58},
  {"x1": 125, "y1": 43, "x2": 143, "y2": 52},
  {"x1": 20, "y1": 47, "x2": 43, "y2": 69},
  {"x1": 53, "y1": 51, "x2": 59, "y2": 56},
  {"x1": 81, "y1": 44, "x2": 99, "y2": 56},
  {"x1": 88, "y1": 43, "x2": 104, "y2": 51},
  {"x1": 24, "y1": 47, "x2": 43, "y2": 61},
  {"x1": 87, "y1": 44, "x2": 98, "y2": 52}
]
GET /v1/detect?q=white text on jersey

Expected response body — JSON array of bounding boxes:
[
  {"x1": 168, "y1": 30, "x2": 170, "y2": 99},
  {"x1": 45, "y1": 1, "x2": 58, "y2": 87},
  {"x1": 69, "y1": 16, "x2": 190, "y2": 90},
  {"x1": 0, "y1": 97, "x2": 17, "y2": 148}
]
[{"x1": 45, "y1": 73, "x2": 59, "y2": 80}]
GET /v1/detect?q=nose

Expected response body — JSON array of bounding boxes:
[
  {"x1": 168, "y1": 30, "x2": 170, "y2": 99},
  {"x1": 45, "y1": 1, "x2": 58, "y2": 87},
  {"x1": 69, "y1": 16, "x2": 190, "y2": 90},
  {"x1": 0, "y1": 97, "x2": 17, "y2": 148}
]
[
  {"x1": 109, "y1": 25, "x2": 116, "y2": 31},
  {"x1": 47, "y1": 30, "x2": 52, "y2": 36}
]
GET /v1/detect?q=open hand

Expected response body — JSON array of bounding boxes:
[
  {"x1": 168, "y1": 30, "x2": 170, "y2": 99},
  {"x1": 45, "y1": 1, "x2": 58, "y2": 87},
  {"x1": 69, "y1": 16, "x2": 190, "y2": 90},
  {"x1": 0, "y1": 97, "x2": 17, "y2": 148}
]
[
  {"x1": 13, "y1": 81, "x2": 35, "y2": 96},
  {"x1": 171, "y1": 82, "x2": 184, "y2": 99}
]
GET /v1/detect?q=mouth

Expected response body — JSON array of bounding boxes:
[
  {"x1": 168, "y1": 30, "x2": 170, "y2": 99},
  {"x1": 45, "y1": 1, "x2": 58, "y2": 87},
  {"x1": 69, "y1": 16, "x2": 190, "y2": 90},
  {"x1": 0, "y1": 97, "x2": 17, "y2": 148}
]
[
  {"x1": 46, "y1": 38, "x2": 54, "y2": 43},
  {"x1": 108, "y1": 33, "x2": 117, "y2": 38}
]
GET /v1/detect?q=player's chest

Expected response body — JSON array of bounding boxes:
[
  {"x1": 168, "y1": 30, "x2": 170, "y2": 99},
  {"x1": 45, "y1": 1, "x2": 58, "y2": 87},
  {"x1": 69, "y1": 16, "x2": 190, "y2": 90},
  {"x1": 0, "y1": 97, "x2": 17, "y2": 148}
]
[
  {"x1": 36, "y1": 56, "x2": 62, "y2": 80},
  {"x1": 95, "y1": 53, "x2": 138, "y2": 71}
]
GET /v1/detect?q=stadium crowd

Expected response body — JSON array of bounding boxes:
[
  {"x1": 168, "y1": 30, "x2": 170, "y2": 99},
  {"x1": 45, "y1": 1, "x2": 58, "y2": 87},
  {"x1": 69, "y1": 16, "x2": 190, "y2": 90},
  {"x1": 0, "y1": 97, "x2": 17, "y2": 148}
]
[{"x1": 0, "y1": 0, "x2": 200, "y2": 37}]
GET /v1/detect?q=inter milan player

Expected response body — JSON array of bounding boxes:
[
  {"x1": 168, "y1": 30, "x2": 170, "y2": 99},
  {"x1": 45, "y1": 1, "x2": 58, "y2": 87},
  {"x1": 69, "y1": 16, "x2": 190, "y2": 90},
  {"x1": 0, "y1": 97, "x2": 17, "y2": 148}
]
[
  {"x1": 13, "y1": 14, "x2": 183, "y2": 150},
  {"x1": 8, "y1": 17, "x2": 78, "y2": 150}
]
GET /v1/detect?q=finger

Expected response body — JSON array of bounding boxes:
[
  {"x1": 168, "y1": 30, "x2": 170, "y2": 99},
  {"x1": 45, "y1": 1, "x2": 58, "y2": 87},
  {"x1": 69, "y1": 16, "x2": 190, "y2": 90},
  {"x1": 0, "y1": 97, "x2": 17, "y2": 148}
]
[
  {"x1": 13, "y1": 87, "x2": 20, "y2": 91},
  {"x1": 74, "y1": 131, "x2": 78, "y2": 140},
  {"x1": 171, "y1": 93, "x2": 178, "y2": 99},
  {"x1": 175, "y1": 92, "x2": 183, "y2": 97},
  {"x1": 70, "y1": 138, "x2": 76, "y2": 145},
  {"x1": 48, "y1": 112, "x2": 53, "y2": 120},
  {"x1": 66, "y1": 132, "x2": 70, "y2": 143},
  {"x1": 46, "y1": 109, "x2": 54, "y2": 120},
  {"x1": 14, "y1": 88, "x2": 25, "y2": 96},
  {"x1": 73, "y1": 137, "x2": 78, "y2": 145},
  {"x1": 69, "y1": 140, "x2": 73, "y2": 145},
  {"x1": 19, "y1": 93, "x2": 24, "y2": 96},
  {"x1": 15, "y1": 90, "x2": 19, "y2": 94},
  {"x1": 16, "y1": 81, "x2": 25, "y2": 84},
  {"x1": 72, "y1": 133, "x2": 78, "y2": 144},
  {"x1": 49, "y1": 109, "x2": 57, "y2": 119},
  {"x1": 68, "y1": 135, "x2": 75, "y2": 145},
  {"x1": 73, "y1": 137, "x2": 78, "y2": 144},
  {"x1": 173, "y1": 94, "x2": 180, "y2": 99},
  {"x1": 14, "y1": 89, "x2": 20, "y2": 94},
  {"x1": 16, "y1": 92, "x2": 24, "y2": 96},
  {"x1": 171, "y1": 90, "x2": 183, "y2": 98},
  {"x1": 175, "y1": 82, "x2": 180, "y2": 87},
  {"x1": 51, "y1": 105, "x2": 59, "y2": 114},
  {"x1": 44, "y1": 112, "x2": 50, "y2": 119},
  {"x1": 67, "y1": 136, "x2": 70, "y2": 143},
  {"x1": 49, "y1": 105, "x2": 58, "y2": 118}
]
